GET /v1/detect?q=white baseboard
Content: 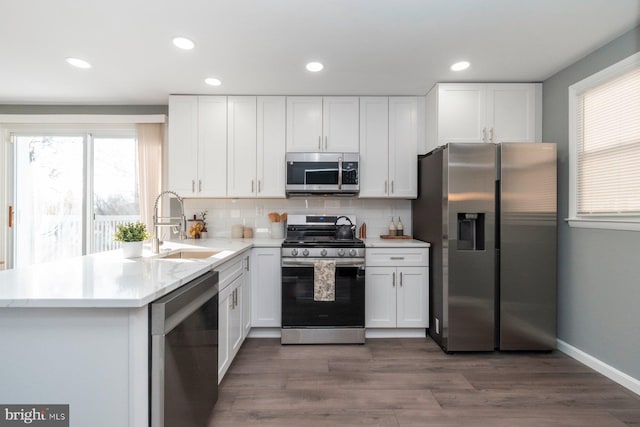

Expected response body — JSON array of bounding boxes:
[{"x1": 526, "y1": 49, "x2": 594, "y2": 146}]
[
  {"x1": 247, "y1": 328, "x2": 427, "y2": 339},
  {"x1": 365, "y1": 328, "x2": 427, "y2": 338},
  {"x1": 247, "y1": 327, "x2": 280, "y2": 338},
  {"x1": 557, "y1": 339, "x2": 640, "y2": 396}
]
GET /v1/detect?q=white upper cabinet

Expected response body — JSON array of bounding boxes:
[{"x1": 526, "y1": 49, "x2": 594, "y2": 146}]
[
  {"x1": 168, "y1": 95, "x2": 227, "y2": 197},
  {"x1": 322, "y1": 97, "x2": 360, "y2": 152},
  {"x1": 168, "y1": 96, "x2": 198, "y2": 195},
  {"x1": 359, "y1": 96, "x2": 417, "y2": 198},
  {"x1": 359, "y1": 97, "x2": 389, "y2": 197},
  {"x1": 256, "y1": 96, "x2": 286, "y2": 197},
  {"x1": 227, "y1": 96, "x2": 286, "y2": 198},
  {"x1": 227, "y1": 96, "x2": 257, "y2": 197},
  {"x1": 286, "y1": 96, "x2": 322, "y2": 152},
  {"x1": 389, "y1": 97, "x2": 418, "y2": 198},
  {"x1": 425, "y1": 83, "x2": 541, "y2": 152},
  {"x1": 286, "y1": 96, "x2": 359, "y2": 152},
  {"x1": 486, "y1": 84, "x2": 540, "y2": 143}
]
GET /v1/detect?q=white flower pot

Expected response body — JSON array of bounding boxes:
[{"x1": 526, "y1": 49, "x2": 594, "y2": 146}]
[{"x1": 121, "y1": 241, "x2": 143, "y2": 258}]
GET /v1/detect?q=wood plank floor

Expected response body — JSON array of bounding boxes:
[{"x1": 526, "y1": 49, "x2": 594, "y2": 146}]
[{"x1": 209, "y1": 337, "x2": 640, "y2": 426}]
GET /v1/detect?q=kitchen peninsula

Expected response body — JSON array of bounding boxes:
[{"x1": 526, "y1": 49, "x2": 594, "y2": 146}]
[{"x1": 0, "y1": 239, "x2": 269, "y2": 427}]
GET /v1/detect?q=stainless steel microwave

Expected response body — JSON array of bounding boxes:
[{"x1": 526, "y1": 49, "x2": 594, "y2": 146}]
[{"x1": 285, "y1": 152, "x2": 359, "y2": 196}]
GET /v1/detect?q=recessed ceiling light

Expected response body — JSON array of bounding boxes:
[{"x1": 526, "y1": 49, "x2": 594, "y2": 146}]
[
  {"x1": 65, "y1": 57, "x2": 92, "y2": 69},
  {"x1": 205, "y1": 77, "x2": 222, "y2": 86},
  {"x1": 173, "y1": 37, "x2": 195, "y2": 50},
  {"x1": 451, "y1": 61, "x2": 470, "y2": 71},
  {"x1": 306, "y1": 62, "x2": 324, "y2": 72}
]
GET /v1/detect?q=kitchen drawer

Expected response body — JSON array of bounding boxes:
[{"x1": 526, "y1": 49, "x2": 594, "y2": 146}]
[
  {"x1": 366, "y1": 248, "x2": 428, "y2": 267},
  {"x1": 217, "y1": 255, "x2": 244, "y2": 290}
]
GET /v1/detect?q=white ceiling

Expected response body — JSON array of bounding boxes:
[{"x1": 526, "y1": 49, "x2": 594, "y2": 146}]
[{"x1": 1, "y1": 0, "x2": 639, "y2": 105}]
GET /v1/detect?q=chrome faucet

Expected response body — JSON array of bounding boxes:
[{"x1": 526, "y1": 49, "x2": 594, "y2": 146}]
[{"x1": 152, "y1": 190, "x2": 187, "y2": 253}]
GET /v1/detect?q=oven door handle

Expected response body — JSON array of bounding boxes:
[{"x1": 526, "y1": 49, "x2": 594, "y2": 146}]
[{"x1": 281, "y1": 259, "x2": 365, "y2": 268}]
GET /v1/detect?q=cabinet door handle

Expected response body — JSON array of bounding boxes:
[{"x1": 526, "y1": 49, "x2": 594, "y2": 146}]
[
  {"x1": 251, "y1": 180, "x2": 255, "y2": 193},
  {"x1": 490, "y1": 128, "x2": 495, "y2": 143},
  {"x1": 392, "y1": 271, "x2": 396, "y2": 287},
  {"x1": 245, "y1": 256, "x2": 250, "y2": 271},
  {"x1": 258, "y1": 180, "x2": 261, "y2": 193},
  {"x1": 192, "y1": 180, "x2": 195, "y2": 193},
  {"x1": 400, "y1": 272, "x2": 403, "y2": 287},
  {"x1": 318, "y1": 136, "x2": 321, "y2": 150},
  {"x1": 8, "y1": 205, "x2": 13, "y2": 228},
  {"x1": 390, "y1": 256, "x2": 405, "y2": 260},
  {"x1": 482, "y1": 127, "x2": 487, "y2": 143},
  {"x1": 199, "y1": 180, "x2": 202, "y2": 192},
  {"x1": 391, "y1": 181, "x2": 395, "y2": 194},
  {"x1": 325, "y1": 136, "x2": 328, "y2": 150}
]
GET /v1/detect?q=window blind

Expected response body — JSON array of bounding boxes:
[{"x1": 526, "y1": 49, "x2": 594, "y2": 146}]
[{"x1": 576, "y1": 66, "x2": 640, "y2": 215}]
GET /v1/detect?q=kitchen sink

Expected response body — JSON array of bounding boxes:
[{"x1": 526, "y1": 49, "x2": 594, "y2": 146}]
[{"x1": 162, "y1": 250, "x2": 220, "y2": 259}]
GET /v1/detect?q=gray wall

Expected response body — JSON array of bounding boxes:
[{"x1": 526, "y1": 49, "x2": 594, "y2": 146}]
[
  {"x1": 543, "y1": 26, "x2": 640, "y2": 380},
  {"x1": 0, "y1": 105, "x2": 167, "y2": 114}
]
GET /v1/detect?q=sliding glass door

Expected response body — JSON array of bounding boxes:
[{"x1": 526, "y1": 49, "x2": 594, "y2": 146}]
[
  {"x1": 11, "y1": 132, "x2": 138, "y2": 268},
  {"x1": 14, "y1": 135, "x2": 84, "y2": 267},
  {"x1": 92, "y1": 136, "x2": 140, "y2": 253}
]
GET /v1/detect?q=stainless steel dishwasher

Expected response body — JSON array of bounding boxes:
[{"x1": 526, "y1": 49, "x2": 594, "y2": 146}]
[{"x1": 150, "y1": 270, "x2": 219, "y2": 427}]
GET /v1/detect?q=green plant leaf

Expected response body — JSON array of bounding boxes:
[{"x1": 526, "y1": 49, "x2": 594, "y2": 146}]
[{"x1": 114, "y1": 222, "x2": 151, "y2": 242}]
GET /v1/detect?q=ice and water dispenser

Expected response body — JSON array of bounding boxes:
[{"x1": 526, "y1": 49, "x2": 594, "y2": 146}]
[{"x1": 457, "y1": 213, "x2": 485, "y2": 250}]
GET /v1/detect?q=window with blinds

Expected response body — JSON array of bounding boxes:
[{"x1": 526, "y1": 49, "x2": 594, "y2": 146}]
[{"x1": 570, "y1": 52, "x2": 640, "y2": 224}]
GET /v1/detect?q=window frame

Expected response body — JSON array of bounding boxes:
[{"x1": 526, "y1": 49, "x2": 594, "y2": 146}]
[
  {"x1": 8, "y1": 128, "x2": 139, "y2": 267},
  {"x1": 568, "y1": 51, "x2": 640, "y2": 231},
  {"x1": 0, "y1": 115, "x2": 164, "y2": 268}
]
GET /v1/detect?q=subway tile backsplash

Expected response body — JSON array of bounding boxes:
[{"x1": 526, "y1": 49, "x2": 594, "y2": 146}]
[{"x1": 183, "y1": 198, "x2": 412, "y2": 239}]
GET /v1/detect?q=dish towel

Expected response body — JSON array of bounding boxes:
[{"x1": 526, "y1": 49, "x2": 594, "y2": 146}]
[{"x1": 314, "y1": 259, "x2": 336, "y2": 302}]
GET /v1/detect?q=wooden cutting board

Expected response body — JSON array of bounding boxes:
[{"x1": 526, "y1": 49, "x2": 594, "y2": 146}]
[{"x1": 379, "y1": 235, "x2": 412, "y2": 239}]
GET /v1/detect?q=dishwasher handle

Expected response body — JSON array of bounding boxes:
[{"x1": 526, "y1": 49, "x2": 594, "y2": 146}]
[{"x1": 151, "y1": 270, "x2": 219, "y2": 335}]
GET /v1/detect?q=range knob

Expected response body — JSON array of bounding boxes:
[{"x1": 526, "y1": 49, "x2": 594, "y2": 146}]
[
  {"x1": 338, "y1": 249, "x2": 345, "y2": 257},
  {"x1": 291, "y1": 249, "x2": 298, "y2": 256},
  {"x1": 320, "y1": 249, "x2": 328, "y2": 257},
  {"x1": 349, "y1": 249, "x2": 357, "y2": 257},
  {"x1": 302, "y1": 249, "x2": 310, "y2": 257}
]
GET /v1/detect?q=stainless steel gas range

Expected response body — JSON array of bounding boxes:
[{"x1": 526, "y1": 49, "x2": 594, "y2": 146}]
[{"x1": 281, "y1": 214, "x2": 365, "y2": 344}]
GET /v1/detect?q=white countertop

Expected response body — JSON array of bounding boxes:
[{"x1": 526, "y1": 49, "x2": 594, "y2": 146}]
[
  {"x1": 0, "y1": 236, "x2": 430, "y2": 309},
  {"x1": 364, "y1": 237, "x2": 430, "y2": 248},
  {"x1": 0, "y1": 237, "x2": 283, "y2": 309}
]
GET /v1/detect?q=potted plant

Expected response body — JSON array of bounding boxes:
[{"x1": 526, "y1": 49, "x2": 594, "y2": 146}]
[
  {"x1": 200, "y1": 209, "x2": 209, "y2": 239},
  {"x1": 114, "y1": 222, "x2": 151, "y2": 258}
]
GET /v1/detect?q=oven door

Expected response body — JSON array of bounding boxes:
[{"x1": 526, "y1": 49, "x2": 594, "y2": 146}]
[{"x1": 281, "y1": 259, "x2": 365, "y2": 328}]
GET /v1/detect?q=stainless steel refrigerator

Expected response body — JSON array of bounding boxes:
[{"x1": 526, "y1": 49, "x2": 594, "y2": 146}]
[{"x1": 412, "y1": 142, "x2": 557, "y2": 352}]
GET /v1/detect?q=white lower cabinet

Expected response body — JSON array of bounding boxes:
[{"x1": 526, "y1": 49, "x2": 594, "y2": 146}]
[
  {"x1": 365, "y1": 248, "x2": 429, "y2": 329},
  {"x1": 217, "y1": 253, "x2": 246, "y2": 382},
  {"x1": 250, "y1": 248, "x2": 281, "y2": 327},
  {"x1": 218, "y1": 247, "x2": 281, "y2": 382},
  {"x1": 242, "y1": 253, "x2": 252, "y2": 338}
]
